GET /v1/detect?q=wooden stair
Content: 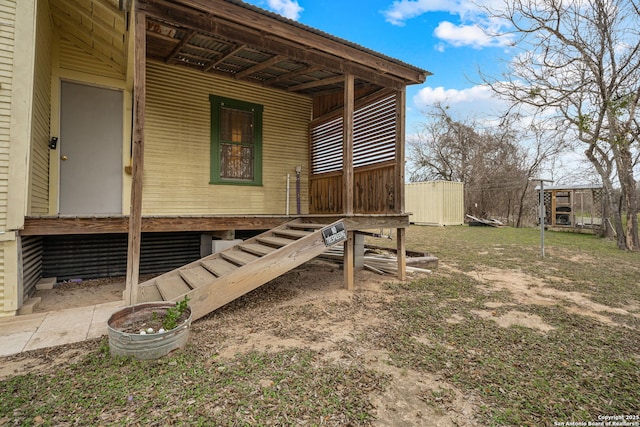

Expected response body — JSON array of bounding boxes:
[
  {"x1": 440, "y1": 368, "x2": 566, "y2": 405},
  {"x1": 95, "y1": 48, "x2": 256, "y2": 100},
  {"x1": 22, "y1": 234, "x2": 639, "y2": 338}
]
[{"x1": 136, "y1": 218, "x2": 346, "y2": 321}]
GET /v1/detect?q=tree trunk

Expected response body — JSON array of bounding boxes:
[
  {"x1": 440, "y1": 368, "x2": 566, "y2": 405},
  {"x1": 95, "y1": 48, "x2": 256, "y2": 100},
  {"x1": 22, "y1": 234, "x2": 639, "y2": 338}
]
[
  {"x1": 516, "y1": 181, "x2": 530, "y2": 228},
  {"x1": 617, "y1": 149, "x2": 640, "y2": 251},
  {"x1": 585, "y1": 146, "x2": 625, "y2": 247}
]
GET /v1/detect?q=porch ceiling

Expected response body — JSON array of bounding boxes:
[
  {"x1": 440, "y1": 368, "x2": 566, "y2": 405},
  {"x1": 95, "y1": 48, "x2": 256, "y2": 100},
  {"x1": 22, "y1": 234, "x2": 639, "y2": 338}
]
[
  {"x1": 137, "y1": 0, "x2": 430, "y2": 96},
  {"x1": 50, "y1": 0, "x2": 128, "y2": 73}
]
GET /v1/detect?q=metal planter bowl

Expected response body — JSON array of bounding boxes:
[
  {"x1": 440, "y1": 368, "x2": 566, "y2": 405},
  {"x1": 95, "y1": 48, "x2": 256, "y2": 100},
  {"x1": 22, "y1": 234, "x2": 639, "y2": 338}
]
[{"x1": 107, "y1": 302, "x2": 192, "y2": 360}]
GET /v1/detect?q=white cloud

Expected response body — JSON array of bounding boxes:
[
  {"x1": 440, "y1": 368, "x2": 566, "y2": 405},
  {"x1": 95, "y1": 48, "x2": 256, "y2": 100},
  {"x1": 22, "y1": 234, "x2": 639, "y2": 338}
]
[
  {"x1": 265, "y1": 0, "x2": 303, "y2": 20},
  {"x1": 383, "y1": 0, "x2": 514, "y2": 49},
  {"x1": 412, "y1": 85, "x2": 511, "y2": 120},
  {"x1": 434, "y1": 21, "x2": 512, "y2": 49},
  {"x1": 382, "y1": 0, "x2": 479, "y2": 26}
]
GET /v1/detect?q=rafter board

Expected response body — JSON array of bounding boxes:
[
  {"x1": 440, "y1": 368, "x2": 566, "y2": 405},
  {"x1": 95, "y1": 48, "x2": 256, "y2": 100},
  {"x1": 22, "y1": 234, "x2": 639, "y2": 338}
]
[
  {"x1": 137, "y1": 0, "x2": 406, "y2": 91},
  {"x1": 168, "y1": 0, "x2": 426, "y2": 83}
]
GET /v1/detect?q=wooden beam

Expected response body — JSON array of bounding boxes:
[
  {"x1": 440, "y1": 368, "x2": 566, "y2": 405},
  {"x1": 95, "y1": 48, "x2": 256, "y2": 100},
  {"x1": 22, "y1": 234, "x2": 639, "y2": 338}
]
[
  {"x1": 166, "y1": 29, "x2": 195, "y2": 63},
  {"x1": 203, "y1": 44, "x2": 245, "y2": 72},
  {"x1": 267, "y1": 64, "x2": 321, "y2": 86},
  {"x1": 235, "y1": 55, "x2": 284, "y2": 79},
  {"x1": 395, "y1": 88, "x2": 406, "y2": 213},
  {"x1": 395, "y1": 87, "x2": 407, "y2": 281},
  {"x1": 20, "y1": 214, "x2": 410, "y2": 236},
  {"x1": 396, "y1": 227, "x2": 406, "y2": 281},
  {"x1": 344, "y1": 231, "x2": 355, "y2": 291},
  {"x1": 343, "y1": 74, "x2": 355, "y2": 291},
  {"x1": 286, "y1": 75, "x2": 344, "y2": 92},
  {"x1": 125, "y1": 11, "x2": 147, "y2": 306},
  {"x1": 343, "y1": 74, "x2": 354, "y2": 216}
]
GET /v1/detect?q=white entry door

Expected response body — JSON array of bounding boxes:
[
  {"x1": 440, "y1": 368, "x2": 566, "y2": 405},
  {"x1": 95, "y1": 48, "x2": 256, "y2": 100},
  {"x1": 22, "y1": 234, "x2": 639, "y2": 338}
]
[{"x1": 59, "y1": 82, "x2": 123, "y2": 214}]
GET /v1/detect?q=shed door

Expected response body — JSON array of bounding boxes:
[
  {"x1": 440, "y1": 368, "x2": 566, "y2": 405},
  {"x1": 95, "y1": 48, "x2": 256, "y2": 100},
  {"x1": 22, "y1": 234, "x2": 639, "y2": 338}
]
[{"x1": 59, "y1": 82, "x2": 123, "y2": 214}]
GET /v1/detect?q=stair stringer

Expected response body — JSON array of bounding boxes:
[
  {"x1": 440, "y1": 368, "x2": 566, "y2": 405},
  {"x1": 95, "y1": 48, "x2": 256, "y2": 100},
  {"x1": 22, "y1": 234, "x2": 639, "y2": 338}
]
[{"x1": 136, "y1": 218, "x2": 346, "y2": 322}]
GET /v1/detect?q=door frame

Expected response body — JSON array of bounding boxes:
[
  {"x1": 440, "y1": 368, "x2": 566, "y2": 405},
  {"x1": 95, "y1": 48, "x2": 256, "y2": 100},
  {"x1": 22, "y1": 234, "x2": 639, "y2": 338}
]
[{"x1": 49, "y1": 73, "x2": 132, "y2": 215}]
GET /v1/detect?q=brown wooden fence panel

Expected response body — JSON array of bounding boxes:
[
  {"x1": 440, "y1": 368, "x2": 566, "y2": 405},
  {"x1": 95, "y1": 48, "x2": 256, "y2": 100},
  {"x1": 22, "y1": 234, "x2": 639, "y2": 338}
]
[
  {"x1": 309, "y1": 173, "x2": 343, "y2": 214},
  {"x1": 309, "y1": 163, "x2": 396, "y2": 214},
  {"x1": 354, "y1": 163, "x2": 396, "y2": 213}
]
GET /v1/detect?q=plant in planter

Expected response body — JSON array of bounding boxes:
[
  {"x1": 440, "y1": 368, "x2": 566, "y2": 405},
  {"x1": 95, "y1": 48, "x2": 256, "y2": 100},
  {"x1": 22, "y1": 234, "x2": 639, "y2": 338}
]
[
  {"x1": 138, "y1": 296, "x2": 191, "y2": 334},
  {"x1": 159, "y1": 296, "x2": 190, "y2": 331},
  {"x1": 107, "y1": 296, "x2": 192, "y2": 360}
]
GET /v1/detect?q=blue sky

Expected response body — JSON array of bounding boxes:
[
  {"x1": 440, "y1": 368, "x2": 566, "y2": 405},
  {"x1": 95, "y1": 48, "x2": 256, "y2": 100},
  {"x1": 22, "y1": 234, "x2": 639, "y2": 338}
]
[{"x1": 241, "y1": 0, "x2": 516, "y2": 132}]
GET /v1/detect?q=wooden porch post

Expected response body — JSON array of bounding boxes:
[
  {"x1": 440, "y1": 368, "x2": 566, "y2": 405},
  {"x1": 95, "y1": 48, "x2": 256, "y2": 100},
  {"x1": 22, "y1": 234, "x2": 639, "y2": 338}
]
[
  {"x1": 343, "y1": 74, "x2": 355, "y2": 290},
  {"x1": 395, "y1": 88, "x2": 407, "y2": 281},
  {"x1": 125, "y1": 11, "x2": 146, "y2": 306}
]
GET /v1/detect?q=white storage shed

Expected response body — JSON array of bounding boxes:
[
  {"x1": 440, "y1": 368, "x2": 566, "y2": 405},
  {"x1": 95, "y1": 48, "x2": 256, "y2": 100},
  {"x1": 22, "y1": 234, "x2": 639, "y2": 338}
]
[{"x1": 405, "y1": 181, "x2": 464, "y2": 226}]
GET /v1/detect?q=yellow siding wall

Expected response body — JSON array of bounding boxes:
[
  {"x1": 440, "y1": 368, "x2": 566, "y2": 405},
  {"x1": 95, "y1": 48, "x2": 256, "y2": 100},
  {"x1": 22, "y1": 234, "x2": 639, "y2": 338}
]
[
  {"x1": 0, "y1": 0, "x2": 15, "y2": 229},
  {"x1": 405, "y1": 181, "x2": 464, "y2": 226},
  {"x1": 58, "y1": 36, "x2": 125, "y2": 80},
  {"x1": 0, "y1": 0, "x2": 15, "y2": 315},
  {"x1": 144, "y1": 61, "x2": 311, "y2": 215},
  {"x1": 28, "y1": 0, "x2": 52, "y2": 214},
  {"x1": 0, "y1": 244, "x2": 4, "y2": 312}
]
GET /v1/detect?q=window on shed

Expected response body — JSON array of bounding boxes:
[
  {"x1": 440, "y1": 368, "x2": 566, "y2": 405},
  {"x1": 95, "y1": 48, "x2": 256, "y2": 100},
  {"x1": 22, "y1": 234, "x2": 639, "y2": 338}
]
[{"x1": 210, "y1": 95, "x2": 263, "y2": 185}]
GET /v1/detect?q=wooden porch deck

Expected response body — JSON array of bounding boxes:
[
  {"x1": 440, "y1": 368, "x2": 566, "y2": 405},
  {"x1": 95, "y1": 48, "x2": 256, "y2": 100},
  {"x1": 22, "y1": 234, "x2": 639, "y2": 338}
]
[{"x1": 20, "y1": 214, "x2": 410, "y2": 236}]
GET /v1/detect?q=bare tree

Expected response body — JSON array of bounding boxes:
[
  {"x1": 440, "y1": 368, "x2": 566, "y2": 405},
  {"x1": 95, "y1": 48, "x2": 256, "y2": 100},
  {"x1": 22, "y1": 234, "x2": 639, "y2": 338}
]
[
  {"x1": 482, "y1": 0, "x2": 640, "y2": 250},
  {"x1": 407, "y1": 105, "x2": 563, "y2": 225},
  {"x1": 407, "y1": 105, "x2": 481, "y2": 184}
]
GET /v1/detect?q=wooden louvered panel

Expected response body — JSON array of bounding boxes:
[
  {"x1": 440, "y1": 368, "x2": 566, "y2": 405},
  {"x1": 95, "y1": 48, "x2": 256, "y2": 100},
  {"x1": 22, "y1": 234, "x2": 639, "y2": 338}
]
[
  {"x1": 310, "y1": 116, "x2": 343, "y2": 174},
  {"x1": 310, "y1": 93, "x2": 397, "y2": 175}
]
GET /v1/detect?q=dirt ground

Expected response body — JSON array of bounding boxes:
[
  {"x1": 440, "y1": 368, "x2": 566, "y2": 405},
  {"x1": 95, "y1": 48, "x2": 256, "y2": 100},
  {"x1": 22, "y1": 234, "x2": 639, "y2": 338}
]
[{"x1": 6, "y1": 257, "x2": 637, "y2": 426}]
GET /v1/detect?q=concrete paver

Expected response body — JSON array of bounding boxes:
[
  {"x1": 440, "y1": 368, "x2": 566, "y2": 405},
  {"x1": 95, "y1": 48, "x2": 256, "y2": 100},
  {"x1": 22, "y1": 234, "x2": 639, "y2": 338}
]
[
  {"x1": 0, "y1": 332, "x2": 34, "y2": 357},
  {"x1": 0, "y1": 302, "x2": 125, "y2": 357},
  {"x1": 24, "y1": 326, "x2": 91, "y2": 352},
  {"x1": 0, "y1": 313, "x2": 46, "y2": 336}
]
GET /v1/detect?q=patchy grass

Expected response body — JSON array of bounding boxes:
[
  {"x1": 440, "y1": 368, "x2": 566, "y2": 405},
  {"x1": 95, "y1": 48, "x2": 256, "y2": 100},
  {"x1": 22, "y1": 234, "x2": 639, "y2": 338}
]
[
  {"x1": 373, "y1": 272, "x2": 639, "y2": 425},
  {"x1": 0, "y1": 344, "x2": 386, "y2": 426},
  {"x1": 384, "y1": 225, "x2": 640, "y2": 308},
  {"x1": 2, "y1": 224, "x2": 639, "y2": 426},
  {"x1": 371, "y1": 225, "x2": 640, "y2": 424}
]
